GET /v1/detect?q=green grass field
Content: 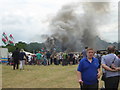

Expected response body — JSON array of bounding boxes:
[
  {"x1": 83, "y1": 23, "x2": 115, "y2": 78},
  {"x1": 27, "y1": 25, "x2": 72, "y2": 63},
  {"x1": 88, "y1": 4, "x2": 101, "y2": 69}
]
[{"x1": 2, "y1": 64, "x2": 104, "y2": 88}]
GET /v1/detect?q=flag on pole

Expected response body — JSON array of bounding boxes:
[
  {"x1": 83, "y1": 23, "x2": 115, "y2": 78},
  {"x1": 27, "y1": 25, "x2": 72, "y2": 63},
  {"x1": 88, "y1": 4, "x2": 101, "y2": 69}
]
[
  {"x1": 1, "y1": 32, "x2": 15, "y2": 46},
  {"x1": 9, "y1": 34, "x2": 14, "y2": 40},
  {"x1": 2, "y1": 32, "x2": 9, "y2": 45},
  {"x1": 9, "y1": 34, "x2": 14, "y2": 46},
  {"x1": 2, "y1": 32, "x2": 8, "y2": 41},
  {"x1": 2, "y1": 38, "x2": 7, "y2": 45}
]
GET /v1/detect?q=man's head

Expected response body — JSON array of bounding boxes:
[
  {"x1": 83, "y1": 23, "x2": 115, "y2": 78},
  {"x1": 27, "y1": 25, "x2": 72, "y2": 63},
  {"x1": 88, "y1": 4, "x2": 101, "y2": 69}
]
[
  {"x1": 97, "y1": 50, "x2": 100, "y2": 54},
  {"x1": 107, "y1": 46, "x2": 115, "y2": 53},
  {"x1": 20, "y1": 49, "x2": 24, "y2": 52},
  {"x1": 16, "y1": 47, "x2": 19, "y2": 50},
  {"x1": 87, "y1": 48, "x2": 94, "y2": 59},
  {"x1": 85, "y1": 47, "x2": 88, "y2": 49}
]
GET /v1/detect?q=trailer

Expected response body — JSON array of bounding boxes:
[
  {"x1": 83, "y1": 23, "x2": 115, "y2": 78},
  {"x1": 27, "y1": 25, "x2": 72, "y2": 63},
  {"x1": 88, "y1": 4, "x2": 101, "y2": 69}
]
[{"x1": 0, "y1": 48, "x2": 8, "y2": 63}]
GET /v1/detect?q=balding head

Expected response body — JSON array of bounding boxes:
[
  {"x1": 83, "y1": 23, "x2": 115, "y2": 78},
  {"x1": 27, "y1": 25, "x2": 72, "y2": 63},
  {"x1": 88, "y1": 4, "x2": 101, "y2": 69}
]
[{"x1": 107, "y1": 46, "x2": 115, "y2": 53}]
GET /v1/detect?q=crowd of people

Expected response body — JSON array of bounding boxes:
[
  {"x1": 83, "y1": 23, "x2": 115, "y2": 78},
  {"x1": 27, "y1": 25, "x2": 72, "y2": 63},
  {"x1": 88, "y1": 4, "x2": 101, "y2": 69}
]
[
  {"x1": 6, "y1": 46, "x2": 120, "y2": 90},
  {"x1": 8, "y1": 48, "x2": 83, "y2": 68},
  {"x1": 8, "y1": 47, "x2": 113, "y2": 68}
]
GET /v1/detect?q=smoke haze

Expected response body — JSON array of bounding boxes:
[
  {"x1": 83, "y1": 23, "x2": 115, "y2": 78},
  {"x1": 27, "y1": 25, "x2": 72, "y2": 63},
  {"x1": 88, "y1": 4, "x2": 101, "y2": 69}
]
[{"x1": 44, "y1": 2, "x2": 110, "y2": 51}]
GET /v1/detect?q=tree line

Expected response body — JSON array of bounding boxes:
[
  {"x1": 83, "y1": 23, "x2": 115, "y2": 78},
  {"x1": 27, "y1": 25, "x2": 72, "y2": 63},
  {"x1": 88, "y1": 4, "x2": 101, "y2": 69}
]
[{"x1": 1, "y1": 41, "x2": 46, "y2": 53}]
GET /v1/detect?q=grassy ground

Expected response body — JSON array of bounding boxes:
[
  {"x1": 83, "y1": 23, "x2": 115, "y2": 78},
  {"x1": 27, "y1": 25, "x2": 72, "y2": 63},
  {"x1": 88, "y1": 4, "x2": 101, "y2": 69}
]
[{"x1": 2, "y1": 64, "x2": 104, "y2": 88}]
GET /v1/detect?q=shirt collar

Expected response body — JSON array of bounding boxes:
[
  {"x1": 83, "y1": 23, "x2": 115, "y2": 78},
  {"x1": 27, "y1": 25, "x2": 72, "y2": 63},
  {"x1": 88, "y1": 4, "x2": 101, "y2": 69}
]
[{"x1": 85, "y1": 57, "x2": 94, "y2": 63}]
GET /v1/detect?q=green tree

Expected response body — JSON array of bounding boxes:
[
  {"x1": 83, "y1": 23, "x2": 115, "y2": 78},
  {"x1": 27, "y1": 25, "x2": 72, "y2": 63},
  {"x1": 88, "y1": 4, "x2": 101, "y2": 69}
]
[
  {"x1": 15, "y1": 42, "x2": 27, "y2": 51},
  {"x1": 2, "y1": 45, "x2": 15, "y2": 52},
  {"x1": 26, "y1": 42, "x2": 46, "y2": 53}
]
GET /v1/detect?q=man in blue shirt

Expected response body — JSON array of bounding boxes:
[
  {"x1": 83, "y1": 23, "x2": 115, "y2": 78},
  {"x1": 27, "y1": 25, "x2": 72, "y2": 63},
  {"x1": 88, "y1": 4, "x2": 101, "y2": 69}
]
[{"x1": 77, "y1": 48, "x2": 100, "y2": 90}]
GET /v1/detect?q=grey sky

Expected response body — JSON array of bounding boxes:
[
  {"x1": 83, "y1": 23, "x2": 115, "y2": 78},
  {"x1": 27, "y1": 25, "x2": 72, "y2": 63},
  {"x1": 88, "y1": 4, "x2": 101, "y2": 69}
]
[{"x1": 0, "y1": 0, "x2": 118, "y2": 46}]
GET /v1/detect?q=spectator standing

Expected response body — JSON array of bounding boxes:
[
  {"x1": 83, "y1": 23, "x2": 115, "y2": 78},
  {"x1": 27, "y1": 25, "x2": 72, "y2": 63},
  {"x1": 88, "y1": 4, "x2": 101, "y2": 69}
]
[{"x1": 12, "y1": 47, "x2": 20, "y2": 70}]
